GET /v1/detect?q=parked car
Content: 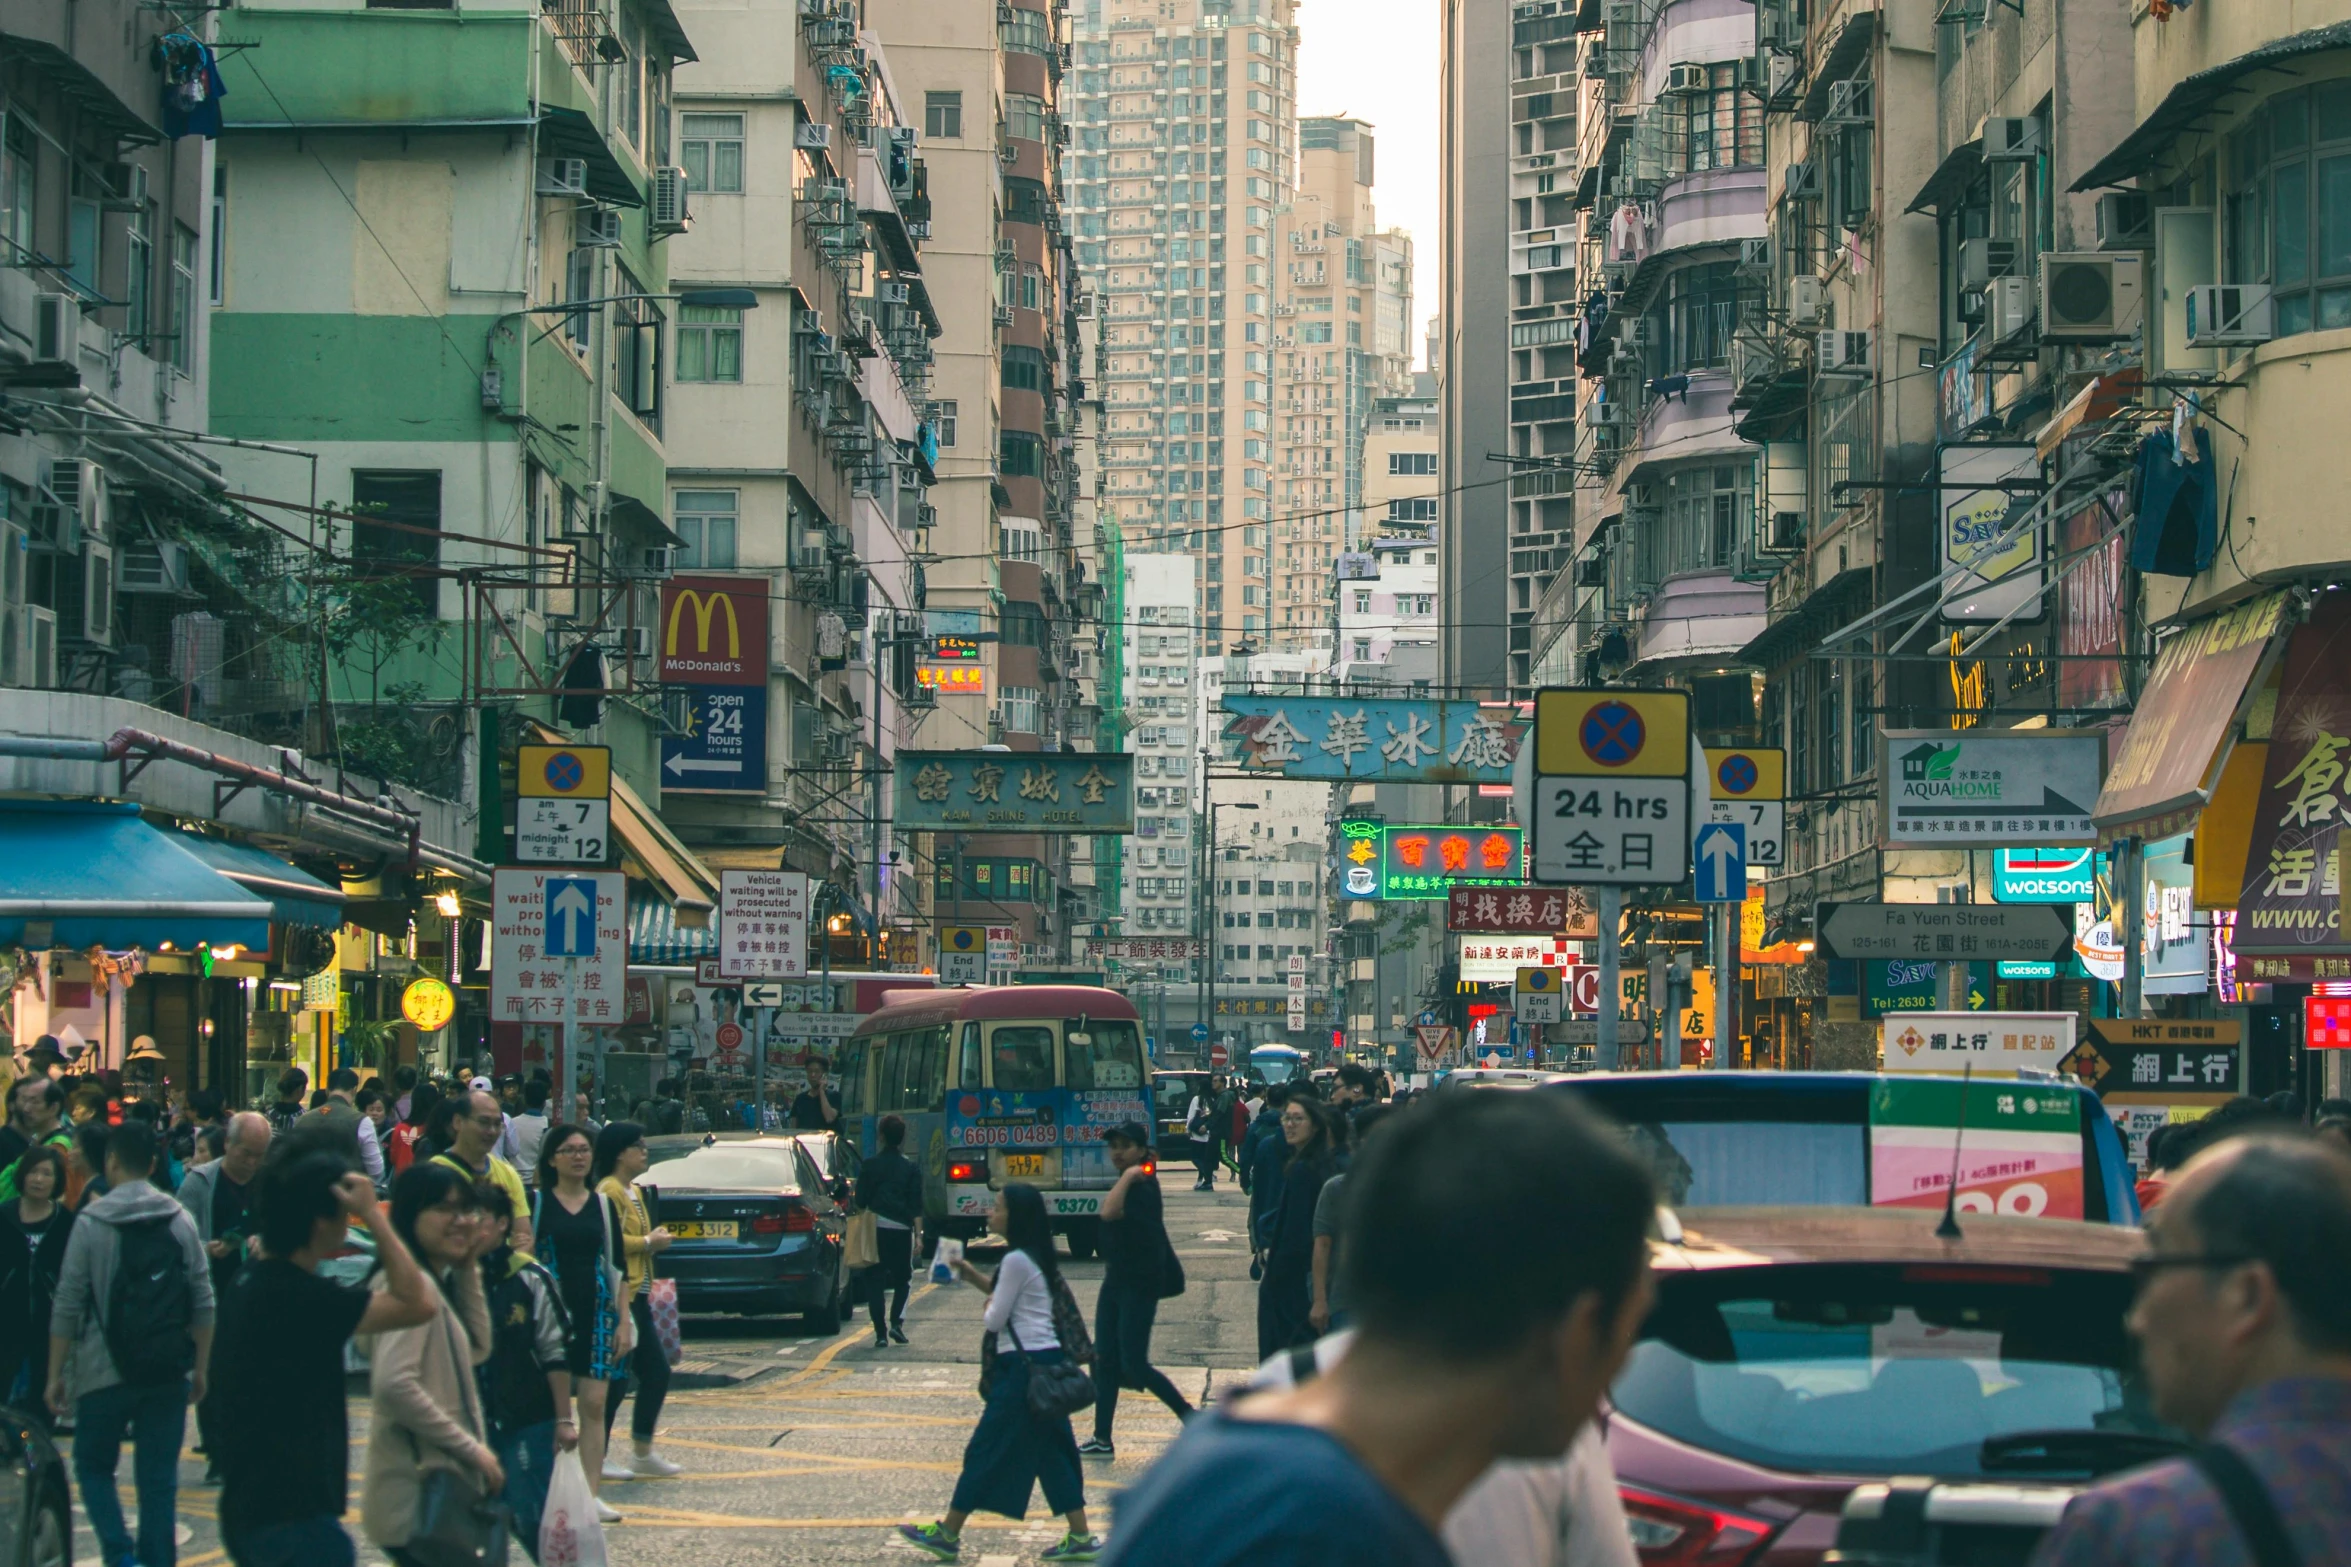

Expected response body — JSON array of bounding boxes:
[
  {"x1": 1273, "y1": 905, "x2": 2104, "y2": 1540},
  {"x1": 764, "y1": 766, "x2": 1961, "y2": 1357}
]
[
  {"x1": 1606, "y1": 1207, "x2": 2178, "y2": 1565},
  {"x1": 638, "y1": 1133, "x2": 850, "y2": 1331},
  {"x1": 1551, "y1": 1072, "x2": 2142, "y2": 1225},
  {"x1": 792, "y1": 1130, "x2": 852, "y2": 1204},
  {"x1": 1151, "y1": 1070, "x2": 1215, "y2": 1145},
  {"x1": 0, "y1": 1401, "x2": 70, "y2": 1567}
]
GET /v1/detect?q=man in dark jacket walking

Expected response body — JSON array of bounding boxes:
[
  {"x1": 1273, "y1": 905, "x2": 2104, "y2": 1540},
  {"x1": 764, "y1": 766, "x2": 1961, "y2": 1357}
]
[
  {"x1": 1080, "y1": 1123, "x2": 1194, "y2": 1458},
  {"x1": 177, "y1": 1111, "x2": 268, "y2": 1482},
  {"x1": 855, "y1": 1113, "x2": 924, "y2": 1347}
]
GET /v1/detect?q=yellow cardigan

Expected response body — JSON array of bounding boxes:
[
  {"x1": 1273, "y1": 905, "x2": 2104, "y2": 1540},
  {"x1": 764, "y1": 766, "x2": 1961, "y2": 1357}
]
[{"x1": 598, "y1": 1174, "x2": 655, "y2": 1305}]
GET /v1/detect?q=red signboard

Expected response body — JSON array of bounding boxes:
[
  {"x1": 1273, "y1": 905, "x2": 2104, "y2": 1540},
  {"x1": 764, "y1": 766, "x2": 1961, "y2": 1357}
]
[
  {"x1": 658, "y1": 575, "x2": 770, "y2": 687},
  {"x1": 1447, "y1": 884, "x2": 1598, "y2": 936},
  {"x1": 2308, "y1": 996, "x2": 2351, "y2": 1048}
]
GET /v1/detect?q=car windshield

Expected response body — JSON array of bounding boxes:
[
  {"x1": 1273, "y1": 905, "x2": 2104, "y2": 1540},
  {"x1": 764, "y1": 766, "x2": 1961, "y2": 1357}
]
[
  {"x1": 639, "y1": 1143, "x2": 801, "y2": 1191},
  {"x1": 1154, "y1": 1076, "x2": 1199, "y2": 1115},
  {"x1": 1613, "y1": 1263, "x2": 2172, "y2": 1478},
  {"x1": 1620, "y1": 1121, "x2": 1868, "y2": 1207}
]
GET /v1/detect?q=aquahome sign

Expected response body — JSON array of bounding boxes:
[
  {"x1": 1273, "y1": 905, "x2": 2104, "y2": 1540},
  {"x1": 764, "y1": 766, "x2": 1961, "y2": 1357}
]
[{"x1": 1878, "y1": 729, "x2": 2106, "y2": 848}]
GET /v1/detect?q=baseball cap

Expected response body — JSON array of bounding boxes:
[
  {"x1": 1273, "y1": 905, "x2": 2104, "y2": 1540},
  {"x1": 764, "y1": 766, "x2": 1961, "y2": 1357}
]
[
  {"x1": 1104, "y1": 1120, "x2": 1151, "y2": 1146},
  {"x1": 469, "y1": 1076, "x2": 493, "y2": 1092}
]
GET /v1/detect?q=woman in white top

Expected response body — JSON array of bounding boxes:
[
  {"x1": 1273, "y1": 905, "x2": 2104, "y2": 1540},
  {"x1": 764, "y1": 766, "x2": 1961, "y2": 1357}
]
[{"x1": 899, "y1": 1183, "x2": 1098, "y2": 1564}]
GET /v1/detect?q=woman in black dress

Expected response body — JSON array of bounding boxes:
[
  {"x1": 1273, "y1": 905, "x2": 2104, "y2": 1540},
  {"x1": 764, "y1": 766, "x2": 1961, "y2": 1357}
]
[
  {"x1": 532, "y1": 1123, "x2": 627, "y2": 1523},
  {"x1": 0, "y1": 1144, "x2": 73, "y2": 1418},
  {"x1": 1256, "y1": 1099, "x2": 1340, "y2": 1359}
]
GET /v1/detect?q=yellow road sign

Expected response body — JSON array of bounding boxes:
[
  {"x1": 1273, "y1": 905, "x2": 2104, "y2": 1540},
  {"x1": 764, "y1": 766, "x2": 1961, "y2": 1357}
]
[
  {"x1": 1533, "y1": 690, "x2": 1690, "y2": 777},
  {"x1": 519, "y1": 744, "x2": 612, "y2": 800},
  {"x1": 1515, "y1": 965, "x2": 1560, "y2": 994},
  {"x1": 1705, "y1": 747, "x2": 1786, "y2": 802}
]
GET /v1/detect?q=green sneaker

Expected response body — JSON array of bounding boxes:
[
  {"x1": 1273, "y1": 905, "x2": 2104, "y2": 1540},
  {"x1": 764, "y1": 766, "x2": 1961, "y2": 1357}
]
[
  {"x1": 1041, "y1": 1533, "x2": 1103, "y2": 1563},
  {"x1": 898, "y1": 1522, "x2": 962, "y2": 1560}
]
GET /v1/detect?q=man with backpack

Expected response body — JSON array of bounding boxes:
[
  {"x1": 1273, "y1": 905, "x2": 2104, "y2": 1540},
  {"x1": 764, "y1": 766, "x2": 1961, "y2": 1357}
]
[{"x1": 45, "y1": 1119, "x2": 214, "y2": 1567}]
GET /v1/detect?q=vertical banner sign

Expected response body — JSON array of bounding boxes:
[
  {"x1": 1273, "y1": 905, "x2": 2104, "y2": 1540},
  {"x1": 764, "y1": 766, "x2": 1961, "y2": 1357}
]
[
  {"x1": 718, "y1": 869, "x2": 811, "y2": 980},
  {"x1": 1869, "y1": 1077, "x2": 2085, "y2": 1220},
  {"x1": 660, "y1": 575, "x2": 772, "y2": 795},
  {"x1": 2234, "y1": 595, "x2": 2351, "y2": 956}
]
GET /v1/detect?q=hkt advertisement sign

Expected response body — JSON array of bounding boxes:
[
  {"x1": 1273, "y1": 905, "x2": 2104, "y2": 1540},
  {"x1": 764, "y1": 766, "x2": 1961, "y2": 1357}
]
[
  {"x1": 1339, "y1": 820, "x2": 1524, "y2": 900},
  {"x1": 657, "y1": 576, "x2": 770, "y2": 686},
  {"x1": 1869, "y1": 1077, "x2": 2084, "y2": 1220}
]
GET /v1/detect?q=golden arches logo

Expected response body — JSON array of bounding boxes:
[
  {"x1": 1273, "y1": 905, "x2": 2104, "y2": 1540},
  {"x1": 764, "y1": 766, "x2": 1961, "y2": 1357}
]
[{"x1": 666, "y1": 589, "x2": 742, "y2": 660}]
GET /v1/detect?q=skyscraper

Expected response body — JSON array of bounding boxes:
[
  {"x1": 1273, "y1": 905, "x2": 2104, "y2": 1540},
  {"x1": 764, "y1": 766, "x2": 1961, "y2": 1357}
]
[{"x1": 1068, "y1": 0, "x2": 1300, "y2": 650}]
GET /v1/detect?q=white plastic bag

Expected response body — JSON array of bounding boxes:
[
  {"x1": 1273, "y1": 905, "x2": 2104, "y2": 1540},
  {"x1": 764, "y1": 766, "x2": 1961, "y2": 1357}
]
[
  {"x1": 539, "y1": 1448, "x2": 608, "y2": 1567},
  {"x1": 930, "y1": 1236, "x2": 965, "y2": 1285}
]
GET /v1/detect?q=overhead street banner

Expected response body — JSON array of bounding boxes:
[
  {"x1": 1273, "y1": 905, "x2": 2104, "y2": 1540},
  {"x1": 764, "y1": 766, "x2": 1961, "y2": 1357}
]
[
  {"x1": 1222, "y1": 697, "x2": 1523, "y2": 783},
  {"x1": 895, "y1": 751, "x2": 1134, "y2": 833},
  {"x1": 658, "y1": 575, "x2": 770, "y2": 686},
  {"x1": 1817, "y1": 901, "x2": 2072, "y2": 963},
  {"x1": 1879, "y1": 729, "x2": 2105, "y2": 847}
]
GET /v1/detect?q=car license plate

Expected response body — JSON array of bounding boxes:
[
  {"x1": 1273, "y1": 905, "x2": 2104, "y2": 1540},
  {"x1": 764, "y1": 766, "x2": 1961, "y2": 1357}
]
[
  {"x1": 1003, "y1": 1154, "x2": 1046, "y2": 1178},
  {"x1": 669, "y1": 1220, "x2": 738, "y2": 1241}
]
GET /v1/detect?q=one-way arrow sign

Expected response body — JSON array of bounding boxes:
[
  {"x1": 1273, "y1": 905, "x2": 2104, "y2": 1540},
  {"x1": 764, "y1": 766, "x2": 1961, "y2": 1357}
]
[
  {"x1": 1693, "y1": 821, "x2": 1745, "y2": 903},
  {"x1": 544, "y1": 876, "x2": 599, "y2": 957},
  {"x1": 1816, "y1": 901, "x2": 2071, "y2": 962}
]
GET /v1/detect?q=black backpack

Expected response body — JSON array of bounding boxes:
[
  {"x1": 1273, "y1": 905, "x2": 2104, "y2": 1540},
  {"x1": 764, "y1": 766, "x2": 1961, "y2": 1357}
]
[{"x1": 105, "y1": 1214, "x2": 196, "y2": 1386}]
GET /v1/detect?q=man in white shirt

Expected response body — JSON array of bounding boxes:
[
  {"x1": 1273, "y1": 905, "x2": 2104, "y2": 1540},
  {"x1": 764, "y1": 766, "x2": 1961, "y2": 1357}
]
[
  {"x1": 1184, "y1": 1080, "x2": 1221, "y2": 1191},
  {"x1": 508, "y1": 1078, "x2": 552, "y2": 1184}
]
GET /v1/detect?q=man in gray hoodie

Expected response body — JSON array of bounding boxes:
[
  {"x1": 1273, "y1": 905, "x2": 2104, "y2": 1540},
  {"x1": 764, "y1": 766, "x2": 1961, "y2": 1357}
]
[{"x1": 47, "y1": 1119, "x2": 215, "y2": 1567}]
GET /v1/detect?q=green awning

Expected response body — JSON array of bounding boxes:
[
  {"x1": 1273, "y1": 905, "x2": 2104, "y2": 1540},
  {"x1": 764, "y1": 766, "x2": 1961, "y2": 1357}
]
[{"x1": 175, "y1": 835, "x2": 346, "y2": 931}]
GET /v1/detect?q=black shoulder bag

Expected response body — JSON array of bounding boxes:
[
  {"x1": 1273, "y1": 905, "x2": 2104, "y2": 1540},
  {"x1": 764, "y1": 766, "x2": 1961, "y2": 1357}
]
[{"x1": 2192, "y1": 1443, "x2": 2305, "y2": 1567}]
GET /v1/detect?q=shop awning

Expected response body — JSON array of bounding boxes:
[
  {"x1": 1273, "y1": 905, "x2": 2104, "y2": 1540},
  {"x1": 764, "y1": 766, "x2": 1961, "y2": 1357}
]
[
  {"x1": 175, "y1": 835, "x2": 346, "y2": 930},
  {"x1": 2074, "y1": 21, "x2": 2351, "y2": 191},
  {"x1": 2092, "y1": 589, "x2": 2293, "y2": 843},
  {"x1": 629, "y1": 890, "x2": 715, "y2": 966},
  {"x1": 0, "y1": 801, "x2": 271, "y2": 951}
]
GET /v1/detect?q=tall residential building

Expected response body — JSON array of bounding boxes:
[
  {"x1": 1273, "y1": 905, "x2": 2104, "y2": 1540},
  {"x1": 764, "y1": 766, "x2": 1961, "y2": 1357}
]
[
  {"x1": 874, "y1": 0, "x2": 1098, "y2": 967},
  {"x1": 1068, "y1": 0, "x2": 1299, "y2": 648},
  {"x1": 1269, "y1": 117, "x2": 1415, "y2": 650},
  {"x1": 661, "y1": 0, "x2": 936, "y2": 941},
  {"x1": 1363, "y1": 379, "x2": 1440, "y2": 539},
  {"x1": 1120, "y1": 554, "x2": 1199, "y2": 965}
]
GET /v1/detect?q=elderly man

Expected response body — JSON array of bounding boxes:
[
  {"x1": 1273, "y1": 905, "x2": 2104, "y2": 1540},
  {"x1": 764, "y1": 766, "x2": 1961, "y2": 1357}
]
[
  {"x1": 2032, "y1": 1134, "x2": 2351, "y2": 1567},
  {"x1": 180, "y1": 1112, "x2": 270, "y2": 1483},
  {"x1": 431, "y1": 1088, "x2": 533, "y2": 1252}
]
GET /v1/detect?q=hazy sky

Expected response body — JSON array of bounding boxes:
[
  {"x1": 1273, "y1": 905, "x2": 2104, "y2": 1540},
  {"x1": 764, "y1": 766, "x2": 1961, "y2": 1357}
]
[{"x1": 1294, "y1": 0, "x2": 1443, "y2": 367}]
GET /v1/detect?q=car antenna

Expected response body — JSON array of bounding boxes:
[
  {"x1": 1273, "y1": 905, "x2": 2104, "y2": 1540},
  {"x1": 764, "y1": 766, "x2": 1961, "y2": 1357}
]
[{"x1": 1937, "y1": 1063, "x2": 1972, "y2": 1241}]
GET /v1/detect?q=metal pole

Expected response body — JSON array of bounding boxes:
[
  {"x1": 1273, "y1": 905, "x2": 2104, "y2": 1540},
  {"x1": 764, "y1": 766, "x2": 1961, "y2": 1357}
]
[
  {"x1": 753, "y1": 1004, "x2": 771, "y2": 1131},
  {"x1": 559, "y1": 957, "x2": 578, "y2": 1121},
  {"x1": 1598, "y1": 886, "x2": 1622, "y2": 1070},
  {"x1": 1203, "y1": 797, "x2": 1215, "y2": 1065},
  {"x1": 2118, "y1": 837, "x2": 2145, "y2": 1020},
  {"x1": 1715, "y1": 902, "x2": 1738, "y2": 1071}
]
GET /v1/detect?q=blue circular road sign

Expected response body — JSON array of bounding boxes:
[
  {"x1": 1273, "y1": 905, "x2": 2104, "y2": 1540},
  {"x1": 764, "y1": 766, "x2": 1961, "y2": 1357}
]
[
  {"x1": 1718, "y1": 754, "x2": 1759, "y2": 795},
  {"x1": 1580, "y1": 701, "x2": 1646, "y2": 767},
  {"x1": 1190, "y1": 1022, "x2": 1210, "y2": 1043}
]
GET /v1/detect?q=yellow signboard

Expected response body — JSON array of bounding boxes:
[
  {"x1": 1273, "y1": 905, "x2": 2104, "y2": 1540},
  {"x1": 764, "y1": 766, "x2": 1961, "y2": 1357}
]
[
  {"x1": 1705, "y1": 747, "x2": 1786, "y2": 801},
  {"x1": 1516, "y1": 965, "x2": 1561, "y2": 994},
  {"x1": 401, "y1": 976, "x2": 456, "y2": 1032},
  {"x1": 519, "y1": 744, "x2": 612, "y2": 800},
  {"x1": 1532, "y1": 690, "x2": 1690, "y2": 777}
]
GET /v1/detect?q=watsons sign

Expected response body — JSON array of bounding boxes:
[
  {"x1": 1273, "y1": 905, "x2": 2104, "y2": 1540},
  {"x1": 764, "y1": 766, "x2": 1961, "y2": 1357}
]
[{"x1": 1993, "y1": 847, "x2": 2105, "y2": 904}]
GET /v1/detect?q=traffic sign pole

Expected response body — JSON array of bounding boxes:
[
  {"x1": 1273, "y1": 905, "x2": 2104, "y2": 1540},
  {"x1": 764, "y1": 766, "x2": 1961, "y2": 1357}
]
[
  {"x1": 559, "y1": 957, "x2": 578, "y2": 1121},
  {"x1": 754, "y1": 1005, "x2": 771, "y2": 1129},
  {"x1": 1715, "y1": 902, "x2": 1737, "y2": 1072},
  {"x1": 1598, "y1": 886, "x2": 1621, "y2": 1070}
]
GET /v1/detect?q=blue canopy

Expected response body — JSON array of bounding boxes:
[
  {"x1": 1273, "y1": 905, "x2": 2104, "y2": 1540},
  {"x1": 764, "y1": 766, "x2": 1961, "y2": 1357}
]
[
  {"x1": 0, "y1": 800, "x2": 272, "y2": 951},
  {"x1": 629, "y1": 890, "x2": 715, "y2": 966},
  {"x1": 175, "y1": 834, "x2": 345, "y2": 931}
]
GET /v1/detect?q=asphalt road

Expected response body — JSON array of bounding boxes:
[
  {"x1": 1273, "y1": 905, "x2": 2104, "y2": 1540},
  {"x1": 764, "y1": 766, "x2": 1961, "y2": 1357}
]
[{"x1": 134, "y1": 1175, "x2": 1264, "y2": 1565}]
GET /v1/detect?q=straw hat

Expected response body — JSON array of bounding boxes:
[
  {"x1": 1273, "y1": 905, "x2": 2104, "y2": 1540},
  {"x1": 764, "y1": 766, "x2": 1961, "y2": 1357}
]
[{"x1": 126, "y1": 1035, "x2": 166, "y2": 1063}]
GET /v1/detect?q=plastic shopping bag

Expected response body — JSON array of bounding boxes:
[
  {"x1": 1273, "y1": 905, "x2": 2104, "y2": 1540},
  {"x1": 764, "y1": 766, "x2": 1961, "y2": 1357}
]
[
  {"x1": 647, "y1": 1277, "x2": 685, "y2": 1368},
  {"x1": 929, "y1": 1236, "x2": 964, "y2": 1285},
  {"x1": 539, "y1": 1448, "x2": 608, "y2": 1567}
]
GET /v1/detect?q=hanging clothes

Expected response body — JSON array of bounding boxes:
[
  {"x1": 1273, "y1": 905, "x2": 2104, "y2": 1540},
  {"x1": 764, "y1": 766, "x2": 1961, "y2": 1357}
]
[
  {"x1": 2129, "y1": 423, "x2": 2217, "y2": 578},
  {"x1": 157, "y1": 34, "x2": 227, "y2": 141}
]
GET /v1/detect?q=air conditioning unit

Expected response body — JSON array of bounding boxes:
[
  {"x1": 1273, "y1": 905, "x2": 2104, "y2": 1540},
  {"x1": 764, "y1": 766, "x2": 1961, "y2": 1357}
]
[
  {"x1": 994, "y1": 303, "x2": 1016, "y2": 327},
  {"x1": 1785, "y1": 161, "x2": 1821, "y2": 199},
  {"x1": 1989, "y1": 273, "x2": 2036, "y2": 341},
  {"x1": 650, "y1": 166, "x2": 691, "y2": 232},
  {"x1": 1767, "y1": 51, "x2": 1800, "y2": 100},
  {"x1": 1816, "y1": 328, "x2": 1872, "y2": 374},
  {"x1": 1983, "y1": 116, "x2": 2043, "y2": 160},
  {"x1": 1622, "y1": 318, "x2": 1653, "y2": 348},
  {"x1": 1737, "y1": 236, "x2": 1772, "y2": 275},
  {"x1": 119, "y1": 540, "x2": 193, "y2": 594},
  {"x1": 1764, "y1": 509, "x2": 1805, "y2": 550},
  {"x1": 2039, "y1": 252, "x2": 2143, "y2": 340},
  {"x1": 640, "y1": 544, "x2": 678, "y2": 575},
  {"x1": 796, "y1": 122, "x2": 836, "y2": 150},
  {"x1": 1664, "y1": 61, "x2": 1709, "y2": 93},
  {"x1": 1824, "y1": 79, "x2": 1873, "y2": 124},
  {"x1": 578, "y1": 207, "x2": 625, "y2": 247},
  {"x1": 46, "y1": 459, "x2": 107, "y2": 542},
  {"x1": 1958, "y1": 237, "x2": 2019, "y2": 290},
  {"x1": 1786, "y1": 275, "x2": 1824, "y2": 326},
  {"x1": 22, "y1": 606, "x2": 55, "y2": 689},
  {"x1": 998, "y1": 142, "x2": 1020, "y2": 166},
  {"x1": 2185, "y1": 283, "x2": 2276, "y2": 347},
  {"x1": 879, "y1": 280, "x2": 911, "y2": 304},
  {"x1": 2097, "y1": 192, "x2": 2154, "y2": 251},
  {"x1": 1589, "y1": 400, "x2": 1626, "y2": 426},
  {"x1": 73, "y1": 539, "x2": 115, "y2": 647},
  {"x1": 793, "y1": 307, "x2": 824, "y2": 337},
  {"x1": 536, "y1": 158, "x2": 590, "y2": 196},
  {"x1": 618, "y1": 626, "x2": 654, "y2": 658},
  {"x1": 32, "y1": 294, "x2": 74, "y2": 365}
]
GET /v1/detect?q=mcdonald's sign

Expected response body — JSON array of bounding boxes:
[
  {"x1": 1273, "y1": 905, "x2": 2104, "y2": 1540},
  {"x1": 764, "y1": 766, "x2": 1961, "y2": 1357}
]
[{"x1": 658, "y1": 576, "x2": 769, "y2": 687}]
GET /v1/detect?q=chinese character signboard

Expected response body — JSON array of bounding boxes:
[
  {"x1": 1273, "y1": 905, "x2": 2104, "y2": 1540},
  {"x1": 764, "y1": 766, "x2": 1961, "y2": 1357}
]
[
  {"x1": 1081, "y1": 938, "x2": 1201, "y2": 962},
  {"x1": 1527, "y1": 689, "x2": 1693, "y2": 885},
  {"x1": 1339, "y1": 822, "x2": 1524, "y2": 901},
  {"x1": 894, "y1": 752, "x2": 1134, "y2": 834},
  {"x1": 1457, "y1": 936, "x2": 1579, "y2": 982},
  {"x1": 490, "y1": 868, "x2": 626, "y2": 1025},
  {"x1": 917, "y1": 665, "x2": 986, "y2": 693},
  {"x1": 1222, "y1": 697, "x2": 1523, "y2": 783},
  {"x1": 658, "y1": 576, "x2": 769, "y2": 686},
  {"x1": 2234, "y1": 595, "x2": 2351, "y2": 955},
  {"x1": 1869, "y1": 1077, "x2": 2085, "y2": 1220},
  {"x1": 1880, "y1": 730, "x2": 2105, "y2": 847},
  {"x1": 718, "y1": 869, "x2": 810, "y2": 980},
  {"x1": 1447, "y1": 885, "x2": 1598, "y2": 936},
  {"x1": 1880, "y1": 1011, "x2": 2076, "y2": 1076}
]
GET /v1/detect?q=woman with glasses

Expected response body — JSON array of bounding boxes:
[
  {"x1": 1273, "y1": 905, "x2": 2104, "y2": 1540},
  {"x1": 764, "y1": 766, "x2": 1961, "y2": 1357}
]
[
  {"x1": 532, "y1": 1123, "x2": 629, "y2": 1523},
  {"x1": 1256, "y1": 1099, "x2": 1341, "y2": 1359}
]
